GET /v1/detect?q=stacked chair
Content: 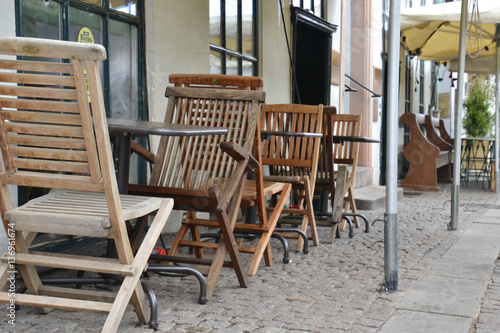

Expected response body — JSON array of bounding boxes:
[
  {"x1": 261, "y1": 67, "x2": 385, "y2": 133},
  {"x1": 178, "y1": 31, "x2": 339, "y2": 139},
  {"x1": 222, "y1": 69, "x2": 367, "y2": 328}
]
[
  {"x1": 260, "y1": 103, "x2": 324, "y2": 252},
  {"x1": 315, "y1": 107, "x2": 369, "y2": 241},
  {"x1": 0, "y1": 37, "x2": 174, "y2": 332}
]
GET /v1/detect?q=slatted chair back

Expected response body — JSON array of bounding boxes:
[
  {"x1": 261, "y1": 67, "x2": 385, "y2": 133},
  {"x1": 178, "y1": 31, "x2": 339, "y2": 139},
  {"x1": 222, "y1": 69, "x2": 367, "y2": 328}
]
[
  {"x1": 0, "y1": 38, "x2": 110, "y2": 194},
  {"x1": 317, "y1": 106, "x2": 337, "y2": 185},
  {"x1": 330, "y1": 114, "x2": 362, "y2": 178},
  {"x1": 169, "y1": 73, "x2": 263, "y2": 91},
  {"x1": 261, "y1": 103, "x2": 324, "y2": 185},
  {"x1": 150, "y1": 87, "x2": 264, "y2": 201},
  {"x1": 260, "y1": 103, "x2": 323, "y2": 251}
]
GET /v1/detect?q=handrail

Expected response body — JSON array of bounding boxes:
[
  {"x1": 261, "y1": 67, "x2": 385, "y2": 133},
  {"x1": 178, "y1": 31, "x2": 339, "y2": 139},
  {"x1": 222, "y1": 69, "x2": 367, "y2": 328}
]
[{"x1": 345, "y1": 74, "x2": 381, "y2": 98}]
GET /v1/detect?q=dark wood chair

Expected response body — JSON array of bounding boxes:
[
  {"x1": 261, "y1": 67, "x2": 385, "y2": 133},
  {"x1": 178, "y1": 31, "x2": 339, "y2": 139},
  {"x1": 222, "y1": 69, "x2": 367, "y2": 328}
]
[
  {"x1": 128, "y1": 85, "x2": 267, "y2": 299},
  {"x1": 131, "y1": 74, "x2": 291, "y2": 278},
  {"x1": 260, "y1": 103, "x2": 324, "y2": 252}
]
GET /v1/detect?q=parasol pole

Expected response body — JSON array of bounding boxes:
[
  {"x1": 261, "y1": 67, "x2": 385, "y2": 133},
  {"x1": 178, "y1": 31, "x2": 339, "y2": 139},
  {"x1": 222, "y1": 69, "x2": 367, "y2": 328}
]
[
  {"x1": 495, "y1": 24, "x2": 500, "y2": 194},
  {"x1": 451, "y1": 0, "x2": 468, "y2": 230},
  {"x1": 384, "y1": 0, "x2": 400, "y2": 292}
]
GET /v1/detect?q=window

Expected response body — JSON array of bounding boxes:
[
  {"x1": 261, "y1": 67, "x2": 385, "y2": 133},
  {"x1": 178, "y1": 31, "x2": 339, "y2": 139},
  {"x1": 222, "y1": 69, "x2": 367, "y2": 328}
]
[
  {"x1": 292, "y1": 0, "x2": 324, "y2": 18},
  {"x1": 17, "y1": 0, "x2": 147, "y2": 185},
  {"x1": 419, "y1": 59, "x2": 425, "y2": 114},
  {"x1": 209, "y1": 0, "x2": 258, "y2": 76}
]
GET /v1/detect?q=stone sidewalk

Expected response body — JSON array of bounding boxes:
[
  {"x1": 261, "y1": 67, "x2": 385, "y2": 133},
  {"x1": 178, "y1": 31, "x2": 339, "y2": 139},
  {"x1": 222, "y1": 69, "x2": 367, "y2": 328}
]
[{"x1": 1, "y1": 184, "x2": 499, "y2": 332}]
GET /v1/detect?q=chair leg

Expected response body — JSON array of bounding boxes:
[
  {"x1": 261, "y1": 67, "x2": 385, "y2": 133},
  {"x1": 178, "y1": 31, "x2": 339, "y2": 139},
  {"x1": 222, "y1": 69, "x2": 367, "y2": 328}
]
[
  {"x1": 345, "y1": 185, "x2": 360, "y2": 228},
  {"x1": 246, "y1": 182, "x2": 291, "y2": 276},
  {"x1": 12, "y1": 233, "x2": 52, "y2": 314},
  {"x1": 304, "y1": 178, "x2": 319, "y2": 246},
  {"x1": 167, "y1": 224, "x2": 190, "y2": 258}
]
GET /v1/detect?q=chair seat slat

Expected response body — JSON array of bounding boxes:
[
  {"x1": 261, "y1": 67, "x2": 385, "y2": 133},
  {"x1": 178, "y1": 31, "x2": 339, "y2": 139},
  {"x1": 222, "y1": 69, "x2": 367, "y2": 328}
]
[
  {"x1": 6, "y1": 134, "x2": 86, "y2": 149},
  {"x1": 0, "y1": 97, "x2": 80, "y2": 113},
  {"x1": 9, "y1": 146, "x2": 88, "y2": 162},
  {"x1": 1, "y1": 110, "x2": 81, "y2": 125},
  {"x1": 0, "y1": 72, "x2": 76, "y2": 87},
  {"x1": 12, "y1": 158, "x2": 90, "y2": 173},
  {"x1": 5, "y1": 122, "x2": 84, "y2": 137},
  {"x1": 0, "y1": 85, "x2": 77, "y2": 100},
  {"x1": 0, "y1": 59, "x2": 74, "y2": 73}
]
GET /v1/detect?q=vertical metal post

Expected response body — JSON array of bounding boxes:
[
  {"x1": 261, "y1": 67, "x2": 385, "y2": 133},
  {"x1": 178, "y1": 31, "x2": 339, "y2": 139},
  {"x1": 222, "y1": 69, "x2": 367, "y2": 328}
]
[
  {"x1": 494, "y1": 24, "x2": 500, "y2": 193},
  {"x1": 384, "y1": 0, "x2": 400, "y2": 293},
  {"x1": 450, "y1": 0, "x2": 468, "y2": 230}
]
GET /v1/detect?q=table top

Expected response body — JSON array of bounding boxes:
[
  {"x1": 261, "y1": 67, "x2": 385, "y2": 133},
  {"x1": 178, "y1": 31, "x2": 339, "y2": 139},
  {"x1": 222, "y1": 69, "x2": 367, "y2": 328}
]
[
  {"x1": 332, "y1": 135, "x2": 380, "y2": 143},
  {"x1": 261, "y1": 130, "x2": 323, "y2": 139},
  {"x1": 107, "y1": 118, "x2": 228, "y2": 137}
]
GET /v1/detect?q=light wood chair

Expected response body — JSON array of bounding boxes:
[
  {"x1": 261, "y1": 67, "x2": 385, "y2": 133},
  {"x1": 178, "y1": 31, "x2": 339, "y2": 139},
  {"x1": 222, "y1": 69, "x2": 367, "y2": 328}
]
[
  {"x1": 167, "y1": 74, "x2": 292, "y2": 276},
  {"x1": 128, "y1": 85, "x2": 266, "y2": 299},
  {"x1": 260, "y1": 103, "x2": 324, "y2": 252},
  {"x1": 0, "y1": 37, "x2": 173, "y2": 333},
  {"x1": 315, "y1": 110, "x2": 364, "y2": 242}
]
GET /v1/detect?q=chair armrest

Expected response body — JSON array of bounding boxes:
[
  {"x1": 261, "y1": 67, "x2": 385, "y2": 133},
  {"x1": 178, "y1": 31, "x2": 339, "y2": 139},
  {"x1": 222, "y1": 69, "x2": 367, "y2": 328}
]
[
  {"x1": 130, "y1": 141, "x2": 156, "y2": 164},
  {"x1": 220, "y1": 141, "x2": 259, "y2": 172}
]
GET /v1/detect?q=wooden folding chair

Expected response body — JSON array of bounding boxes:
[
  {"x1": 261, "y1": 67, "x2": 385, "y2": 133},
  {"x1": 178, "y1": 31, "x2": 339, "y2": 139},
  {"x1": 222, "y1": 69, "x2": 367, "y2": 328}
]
[
  {"x1": 0, "y1": 37, "x2": 173, "y2": 332},
  {"x1": 166, "y1": 74, "x2": 291, "y2": 276},
  {"x1": 260, "y1": 103, "x2": 324, "y2": 252},
  {"x1": 128, "y1": 85, "x2": 266, "y2": 299},
  {"x1": 316, "y1": 110, "x2": 364, "y2": 242}
]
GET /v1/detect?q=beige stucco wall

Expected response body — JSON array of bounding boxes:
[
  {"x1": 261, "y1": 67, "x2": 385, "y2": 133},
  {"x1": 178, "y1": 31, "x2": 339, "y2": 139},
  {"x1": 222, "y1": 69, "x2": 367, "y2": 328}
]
[
  {"x1": 145, "y1": 0, "x2": 209, "y2": 126},
  {"x1": 259, "y1": 1, "x2": 292, "y2": 104}
]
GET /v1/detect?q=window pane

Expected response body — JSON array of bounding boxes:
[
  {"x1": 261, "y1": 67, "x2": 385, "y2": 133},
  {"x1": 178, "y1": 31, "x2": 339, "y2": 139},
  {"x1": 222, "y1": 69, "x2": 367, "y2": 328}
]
[
  {"x1": 210, "y1": 50, "x2": 222, "y2": 74},
  {"x1": 209, "y1": 0, "x2": 221, "y2": 47},
  {"x1": 108, "y1": 19, "x2": 138, "y2": 120},
  {"x1": 225, "y1": 0, "x2": 238, "y2": 52},
  {"x1": 79, "y1": 0, "x2": 102, "y2": 5},
  {"x1": 303, "y1": 0, "x2": 312, "y2": 11},
  {"x1": 21, "y1": 0, "x2": 61, "y2": 39},
  {"x1": 292, "y1": 0, "x2": 302, "y2": 6},
  {"x1": 242, "y1": 0, "x2": 253, "y2": 56},
  {"x1": 314, "y1": 0, "x2": 322, "y2": 16},
  {"x1": 242, "y1": 60, "x2": 253, "y2": 77},
  {"x1": 110, "y1": 0, "x2": 137, "y2": 16},
  {"x1": 226, "y1": 55, "x2": 238, "y2": 75},
  {"x1": 69, "y1": 7, "x2": 102, "y2": 45}
]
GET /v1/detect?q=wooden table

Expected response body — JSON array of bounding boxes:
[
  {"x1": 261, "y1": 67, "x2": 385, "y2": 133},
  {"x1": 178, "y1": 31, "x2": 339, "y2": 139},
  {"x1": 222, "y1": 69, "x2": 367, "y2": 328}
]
[{"x1": 107, "y1": 118, "x2": 228, "y2": 193}]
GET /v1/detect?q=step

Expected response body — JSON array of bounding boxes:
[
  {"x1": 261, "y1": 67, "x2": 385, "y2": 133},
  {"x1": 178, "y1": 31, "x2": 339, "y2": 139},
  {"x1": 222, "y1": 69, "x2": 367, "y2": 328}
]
[
  {"x1": 354, "y1": 185, "x2": 404, "y2": 210},
  {"x1": 353, "y1": 166, "x2": 372, "y2": 188}
]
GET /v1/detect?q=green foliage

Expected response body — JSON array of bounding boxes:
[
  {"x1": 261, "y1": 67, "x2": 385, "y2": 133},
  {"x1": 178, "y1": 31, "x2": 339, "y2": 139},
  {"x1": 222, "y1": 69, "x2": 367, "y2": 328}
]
[{"x1": 463, "y1": 75, "x2": 494, "y2": 138}]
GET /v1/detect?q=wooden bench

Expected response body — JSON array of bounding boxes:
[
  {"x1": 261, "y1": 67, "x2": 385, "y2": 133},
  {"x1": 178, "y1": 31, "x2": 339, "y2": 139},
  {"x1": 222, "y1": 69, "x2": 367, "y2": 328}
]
[{"x1": 400, "y1": 113, "x2": 453, "y2": 191}]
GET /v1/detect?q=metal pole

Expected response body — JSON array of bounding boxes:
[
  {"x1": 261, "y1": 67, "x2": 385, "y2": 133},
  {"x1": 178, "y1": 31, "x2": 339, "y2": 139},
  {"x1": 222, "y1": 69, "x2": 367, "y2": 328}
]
[
  {"x1": 384, "y1": 0, "x2": 400, "y2": 293},
  {"x1": 495, "y1": 24, "x2": 500, "y2": 193},
  {"x1": 450, "y1": 0, "x2": 468, "y2": 230}
]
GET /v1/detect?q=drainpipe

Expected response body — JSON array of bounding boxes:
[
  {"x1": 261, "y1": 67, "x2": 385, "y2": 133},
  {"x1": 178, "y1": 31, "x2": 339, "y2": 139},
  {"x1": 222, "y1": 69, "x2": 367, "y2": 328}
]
[
  {"x1": 495, "y1": 24, "x2": 500, "y2": 193},
  {"x1": 384, "y1": 0, "x2": 400, "y2": 293},
  {"x1": 450, "y1": 0, "x2": 468, "y2": 230}
]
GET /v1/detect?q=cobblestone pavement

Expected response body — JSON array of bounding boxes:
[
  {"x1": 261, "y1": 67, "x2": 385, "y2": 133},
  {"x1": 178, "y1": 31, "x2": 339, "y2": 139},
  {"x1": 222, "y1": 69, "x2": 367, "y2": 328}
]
[{"x1": 1, "y1": 184, "x2": 499, "y2": 332}]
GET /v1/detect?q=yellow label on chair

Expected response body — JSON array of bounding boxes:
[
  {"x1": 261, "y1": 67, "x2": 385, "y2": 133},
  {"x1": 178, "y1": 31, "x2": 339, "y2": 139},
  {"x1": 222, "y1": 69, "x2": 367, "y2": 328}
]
[
  {"x1": 23, "y1": 45, "x2": 39, "y2": 54},
  {"x1": 78, "y1": 27, "x2": 95, "y2": 102}
]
